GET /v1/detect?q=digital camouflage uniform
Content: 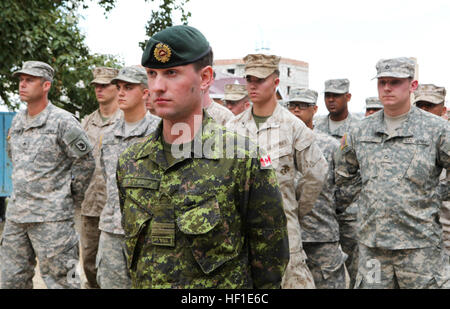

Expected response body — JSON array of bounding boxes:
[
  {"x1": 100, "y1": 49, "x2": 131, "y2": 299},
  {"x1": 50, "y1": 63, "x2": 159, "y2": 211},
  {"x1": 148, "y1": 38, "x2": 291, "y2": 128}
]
[
  {"x1": 314, "y1": 94, "x2": 361, "y2": 287},
  {"x1": 335, "y1": 103, "x2": 450, "y2": 288},
  {"x1": 80, "y1": 103, "x2": 122, "y2": 289},
  {"x1": 205, "y1": 100, "x2": 234, "y2": 126},
  {"x1": 2, "y1": 83, "x2": 94, "y2": 289},
  {"x1": 117, "y1": 113, "x2": 290, "y2": 288},
  {"x1": 300, "y1": 131, "x2": 348, "y2": 289},
  {"x1": 228, "y1": 99, "x2": 328, "y2": 289}
]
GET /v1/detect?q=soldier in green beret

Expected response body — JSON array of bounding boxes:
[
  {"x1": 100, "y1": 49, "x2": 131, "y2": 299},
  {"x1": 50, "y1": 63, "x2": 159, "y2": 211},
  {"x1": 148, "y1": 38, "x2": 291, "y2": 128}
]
[{"x1": 116, "y1": 25, "x2": 290, "y2": 289}]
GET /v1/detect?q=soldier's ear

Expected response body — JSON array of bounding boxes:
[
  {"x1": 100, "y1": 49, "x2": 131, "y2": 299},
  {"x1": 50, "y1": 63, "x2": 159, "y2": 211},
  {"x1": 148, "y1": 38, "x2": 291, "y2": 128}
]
[
  {"x1": 410, "y1": 80, "x2": 419, "y2": 92},
  {"x1": 199, "y1": 66, "x2": 213, "y2": 92}
]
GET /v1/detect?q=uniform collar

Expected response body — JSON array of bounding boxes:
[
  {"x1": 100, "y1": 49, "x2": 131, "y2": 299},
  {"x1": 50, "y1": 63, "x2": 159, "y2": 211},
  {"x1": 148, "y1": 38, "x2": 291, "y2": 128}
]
[
  {"x1": 237, "y1": 103, "x2": 283, "y2": 134},
  {"x1": 92, "y1": 108, "x2": 123, "y2": 127},
  {"x1": 114, "y1": 112, "x2": 154, "y2": 139},
  {"x1": 16, "y1": 102, "x2": 53, "y2": 131},
  {"x1": 376, "y1": 106, "x2": 416, "y2": 138}
]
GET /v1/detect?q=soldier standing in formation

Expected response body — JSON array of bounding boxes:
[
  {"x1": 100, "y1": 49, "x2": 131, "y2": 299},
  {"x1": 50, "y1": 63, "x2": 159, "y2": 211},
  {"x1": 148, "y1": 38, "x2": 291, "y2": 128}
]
[
  {"x1": 413, "y1": 84, "x2": 450, "y2": 257},
  {"x1": 96, "y1": 66, "x2": 159, "y2": 288},
  {"x1": 227, "y1": 54, "x2": 328, "y2": 289},
  {"x1": 365, "y1": 97, "x2": 383, "y2": 117},
  {"x1": 335, "y1": 57, "x2": 449, "y2": 288},
  {"x1": 287, "y1": 88, "x2": 348, "y2": 289},
  {"x1": 223, "y1": 84, "x2": 251, "y2": 116},
  {"x1": 80, "y1": 66, "x2": 123, "y2": 289},
  {"x1": 314, "y1": 78, "x2": 361, "y2": 287},
  {"x1": 116, "y1": 25, "x2": 290, "y2": 288},
  {"x1": 1, "y1": 61, "x2": 94, "y2": 289}
]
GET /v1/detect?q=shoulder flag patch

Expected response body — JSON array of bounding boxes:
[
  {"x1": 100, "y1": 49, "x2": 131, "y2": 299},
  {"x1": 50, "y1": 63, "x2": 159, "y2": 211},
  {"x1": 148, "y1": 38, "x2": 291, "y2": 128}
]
[
  {"x1": 260, "y1": 154, "x2": 272, "y2": 168},
  {"x1": 340, "y1": 134, "x2": 349, "y2": 151}
]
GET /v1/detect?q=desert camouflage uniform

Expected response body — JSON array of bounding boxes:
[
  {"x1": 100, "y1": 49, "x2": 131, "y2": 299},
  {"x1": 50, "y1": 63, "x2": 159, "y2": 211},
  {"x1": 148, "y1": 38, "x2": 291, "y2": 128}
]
[
  {"x1": 80, "y1": 107, "x2": 122, "y2": 289},
  {"x1": 335, "y1": 106, "x2": 450, "y2": 288},
  {"x1": 117, "y1": 113, "x2": 290, "y2": 288},
  {"x1": 227, "y1": 103, "x2": 328, "y2": 289},
  {"x1": 299, "y1": 131, "x2": 347, "y2": 289},
  {"x1": 1, "y1": 102, "x2": 94, "y2": 289},
  {"x1": 205, "y1": 100, "x2": 234, "y2": 126},
  {"x1": 96, "y1": 112, "x2": 159, "y2": 289},
  {"x1": 314, "y1": 111, "x2": 361, "y2": 287}
]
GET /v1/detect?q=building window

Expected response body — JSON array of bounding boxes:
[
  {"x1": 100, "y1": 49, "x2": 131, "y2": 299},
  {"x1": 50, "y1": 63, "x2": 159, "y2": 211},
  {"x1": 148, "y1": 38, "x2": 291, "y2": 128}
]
[
  {"x1": 287, "y1": 86, "x2": 291, "y2": 95},
  {"x1": 287, "y1": 67, "x2": 291, "y2": 77},
  {"x1": 227, "y1": 68, "x2": 235, "y2": 75}
]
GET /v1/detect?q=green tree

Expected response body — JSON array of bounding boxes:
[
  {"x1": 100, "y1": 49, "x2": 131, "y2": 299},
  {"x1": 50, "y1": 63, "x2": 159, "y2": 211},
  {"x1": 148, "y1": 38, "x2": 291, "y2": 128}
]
[{"x1": 0, "y1": 0, "x2": 191, "y2": 119}]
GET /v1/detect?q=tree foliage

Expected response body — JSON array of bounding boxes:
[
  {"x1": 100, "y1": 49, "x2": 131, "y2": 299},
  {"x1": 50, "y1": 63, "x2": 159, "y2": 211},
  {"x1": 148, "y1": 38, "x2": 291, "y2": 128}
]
[{"x1": 0, "y1": 0, "x2": 191, "y2": 119}]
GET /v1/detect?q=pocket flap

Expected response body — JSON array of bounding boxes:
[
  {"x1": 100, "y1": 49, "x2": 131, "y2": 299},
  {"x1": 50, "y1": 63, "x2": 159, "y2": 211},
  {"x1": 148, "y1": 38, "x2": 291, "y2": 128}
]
[
  {"x1": 177, "y1": 199, "x2": 221, "y2": 235},
  {"x1": 122, "y1": 177, "x2": 160, "y2": 190}
]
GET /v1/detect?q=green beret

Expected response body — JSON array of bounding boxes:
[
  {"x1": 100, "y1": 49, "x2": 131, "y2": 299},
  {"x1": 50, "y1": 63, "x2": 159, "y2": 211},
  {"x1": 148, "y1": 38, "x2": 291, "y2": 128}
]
[{"x1": 141, "y1": 25, "x2": 211, "y2": 69}]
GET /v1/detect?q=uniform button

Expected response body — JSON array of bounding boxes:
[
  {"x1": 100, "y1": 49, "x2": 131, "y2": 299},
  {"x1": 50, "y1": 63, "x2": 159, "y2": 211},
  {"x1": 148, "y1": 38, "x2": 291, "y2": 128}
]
[{"x1": 384, "y1": 155, "x2": 389, "y2": 159}]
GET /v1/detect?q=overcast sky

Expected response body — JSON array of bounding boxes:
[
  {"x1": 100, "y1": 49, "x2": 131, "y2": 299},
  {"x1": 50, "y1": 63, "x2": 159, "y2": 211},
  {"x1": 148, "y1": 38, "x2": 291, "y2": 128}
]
[{"x1": 74, "y1": 0, "x2": 450, "y2": 114}]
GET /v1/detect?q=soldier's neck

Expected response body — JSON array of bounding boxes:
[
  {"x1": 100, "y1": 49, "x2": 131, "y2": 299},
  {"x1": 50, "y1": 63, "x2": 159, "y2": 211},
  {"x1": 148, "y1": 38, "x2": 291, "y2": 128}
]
[
  {"x1": 27, "y1": 98, "x2": 49, "y2": 117},
  {"x1": 99, "y1": 100, "x2": 119, "y2": 118},
  {"x1": 383, "y1": 101, "x2": 411, "y2": 117},
  {"x1": 202, "y1": 92, "x2": 212, "y2": 109},
  {"x1": 163, "y1": 111, "x2": 203, "y2": 145},
  {"x1": 252, "y1": 95, "x2": 277, "y2": 117},
  {"x1": 124, "y1": 104, "x2": 147, "y2": 124},
  {"x1": 329, "y1": 109, "x2": 348, "y2": 121}
]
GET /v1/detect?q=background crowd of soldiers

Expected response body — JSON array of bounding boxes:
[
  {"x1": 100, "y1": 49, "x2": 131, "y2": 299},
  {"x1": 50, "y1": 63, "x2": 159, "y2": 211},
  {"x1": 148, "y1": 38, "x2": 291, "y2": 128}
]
[{"x1": 0, "y1": 24, "x2": 448, "y2": 289}]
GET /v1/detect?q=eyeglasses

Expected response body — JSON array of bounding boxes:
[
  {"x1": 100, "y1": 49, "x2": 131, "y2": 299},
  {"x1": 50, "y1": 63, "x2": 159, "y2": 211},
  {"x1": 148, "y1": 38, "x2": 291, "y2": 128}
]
[{"x1": 288, "y1": 102, "x2": 315, "y2": 110}]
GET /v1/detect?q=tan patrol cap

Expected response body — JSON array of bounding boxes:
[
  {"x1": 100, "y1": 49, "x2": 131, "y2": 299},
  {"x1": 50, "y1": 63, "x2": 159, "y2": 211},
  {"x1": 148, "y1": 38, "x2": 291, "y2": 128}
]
[
  {"x1": 413, "y1": 84, "x2": 446, "y2": 105},
  {"x1": 90, "y1": 67, "x2": 119, "y2": 85},
  {"x1": 224, "y1": 84, "x2": 248, "y2": 101},
  {"x1": 243, "y1": 54, "x2": 280, "y2": 79}
]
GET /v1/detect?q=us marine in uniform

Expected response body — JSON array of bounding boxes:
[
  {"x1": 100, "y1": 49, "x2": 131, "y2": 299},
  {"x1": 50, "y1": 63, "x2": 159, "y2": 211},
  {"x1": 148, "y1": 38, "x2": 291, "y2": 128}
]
[
  {"x1": 335, "y1": 57, "x2": 450, "y2": 288},
  {"x1": 227, "y1": 54, "x2": 328, "y2": 289},
  {"x1": 1, "y1": 61, "x2": 94, "y2": 289},
  {"x1": 116, "y1": 25, "x2": 290, "y2": 289}
]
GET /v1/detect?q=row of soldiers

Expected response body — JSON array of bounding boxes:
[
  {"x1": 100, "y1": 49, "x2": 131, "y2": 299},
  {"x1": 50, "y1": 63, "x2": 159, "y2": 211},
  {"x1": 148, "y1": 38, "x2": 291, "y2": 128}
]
[{"x1": 0, "y1": 25, "x2": 448, "y2": 289}]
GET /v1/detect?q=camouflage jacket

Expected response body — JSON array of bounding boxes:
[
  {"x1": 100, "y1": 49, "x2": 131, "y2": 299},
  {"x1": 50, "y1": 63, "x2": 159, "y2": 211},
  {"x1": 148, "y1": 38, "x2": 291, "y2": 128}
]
[
  {"x1": 299, "y1": 131, "x2": 341, "y2": 243},
  {"x1": 80, "y1": 108, "x2": 123, "y2": 217},
  {"x1": 205, "y1": 100, "x2": 234, "y2": 127},
  {"x1": 116, "y1": 113, "x2": 289, "y2": 289},
  {"x1": 335, "y1": 106, "x2": 450, "y2": 249},
  {"x1": 99, "y1": 112, "x2": 159, "y2": 235},
  {"x1": 227, "y1": 104, "x2": 328, "y2": 254},
  {"x1": 7, "y1": 103, "x2": 94, "y2": 223}
]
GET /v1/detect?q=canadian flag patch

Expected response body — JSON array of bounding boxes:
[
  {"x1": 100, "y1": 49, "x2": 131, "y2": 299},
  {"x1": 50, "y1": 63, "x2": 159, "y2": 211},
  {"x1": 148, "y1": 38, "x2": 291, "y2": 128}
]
[{"x1": 260, "y1": 155, "x2": 272, "y2": 168}]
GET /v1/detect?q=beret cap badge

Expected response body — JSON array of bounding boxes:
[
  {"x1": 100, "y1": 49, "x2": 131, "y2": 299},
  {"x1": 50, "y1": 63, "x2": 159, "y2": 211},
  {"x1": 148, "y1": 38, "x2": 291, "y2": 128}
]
[{"x1": 154, "y1": 43, "x2": 172, "y2": 63}]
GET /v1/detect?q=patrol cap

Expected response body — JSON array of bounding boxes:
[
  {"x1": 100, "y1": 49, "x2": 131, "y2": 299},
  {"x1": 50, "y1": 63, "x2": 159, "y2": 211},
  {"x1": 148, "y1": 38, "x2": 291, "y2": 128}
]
[
  {"x1": 141, "y1": 25, "x2": 211, "y2": 69},
  {"x1": 289, "y1": 88, "x2": 318, "y2": 105},
  {"x1": 13, "y1": 61, "x2": 54, "y2": 81},
  {"x1": 324, "y1": 79, "x2": 350, "y2": 94},
  {"x1": 413, "y1": 84, "x2": 446, "y2": 105},
  {"x1": 365, "y1": 97, "x2": 383, "y2": 109},
  {"x1": 90, "y1": 67, "x2": 119, "y2": 85},
  {"x1": 243, "y1": 54, "x2": 281, "y2": 79},
  {"x1": 224, "y1": 84, "x2": 248, "y2": 101},
  {"x1": 374, "y1": 57, "x2": 415, "y2": 79},
  {"x1": 111, "y1": 66, "x2": 148, "y2": 85}
]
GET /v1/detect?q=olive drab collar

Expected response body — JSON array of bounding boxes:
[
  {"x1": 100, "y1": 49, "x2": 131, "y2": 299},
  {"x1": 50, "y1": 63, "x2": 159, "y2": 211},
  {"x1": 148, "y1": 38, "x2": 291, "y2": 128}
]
[
  {"x1": 133, "y1": 111, "x2": 222, "y2": 169},
  {"x1": 237, "y1": 103, "x2": 284, "y2": 135}
]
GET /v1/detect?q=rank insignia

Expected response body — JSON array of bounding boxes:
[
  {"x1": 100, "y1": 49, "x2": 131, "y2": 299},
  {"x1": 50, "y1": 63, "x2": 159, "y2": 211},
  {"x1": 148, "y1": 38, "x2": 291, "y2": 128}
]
[{"x1": 154, "y1": 43, "x2": 172, "y2": 63}]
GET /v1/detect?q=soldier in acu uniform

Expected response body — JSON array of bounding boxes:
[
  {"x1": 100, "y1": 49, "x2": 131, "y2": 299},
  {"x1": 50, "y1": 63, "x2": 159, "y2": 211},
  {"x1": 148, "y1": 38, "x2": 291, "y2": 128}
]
[
  {"x1": 80, "y1": 66, "x2": 122, "y2": 289},
  {"x1": 1, "y1": 61, "x2": 94, "y2": 289},
  {"x1": 96, "y1": 66, "x2": 159, "y2": 289},
  {"x1": 116, "y1": 25, "x2": 290, "y2": 289},
  {"x1": 365, "y1": 97, "x2": 383, "y2": 117},
  {"x1": 314, "y1": 78, "x2": 361, "y2": 288},
  {"x1": 287, "y1": 88, "x2": 348, "y2": 289},
  {"x1": 335, "y1": 57, "x2": 450, "y2": 289},
  {"x1": 227, "y1": 54, "x2": 328, "y2": 289}
]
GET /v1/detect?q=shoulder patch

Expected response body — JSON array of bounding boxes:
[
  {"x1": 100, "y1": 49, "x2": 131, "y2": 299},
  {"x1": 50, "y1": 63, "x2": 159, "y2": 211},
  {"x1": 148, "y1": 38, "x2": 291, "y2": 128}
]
[
  {"x1": 340, "y1": 134, "x2": 349, "y2": 151},
  {"x1": 260, "y1": 154, "x2": 273, "y2": 169}
]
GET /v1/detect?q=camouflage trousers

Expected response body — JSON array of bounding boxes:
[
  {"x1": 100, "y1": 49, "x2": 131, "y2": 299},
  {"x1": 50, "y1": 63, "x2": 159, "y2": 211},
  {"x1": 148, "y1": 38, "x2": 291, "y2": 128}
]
[
  {"x1": 339, "y1": 219, "x2": 359, "y2": 288},
  {"x1": 80, "y1": 215, "x2": 101, "y2": 289},
  {"x1": 96, "y1": 231, "x2": 131, "y2": 289},
  {"x1": 0, "y1": 219, "x2": 80, "y2": 289},
  {"x1": 303, "y1": 241, "x2": 347, "y2": 289},
  {"x1": 355, "y1": 243, "x2": 450, "y2": 289},
  {"x1": 281, "y1": 249, "x2": 316, "y2": 289},
  {"x1": 441, "y1": 201, "x2": 450, "y2": 257}
]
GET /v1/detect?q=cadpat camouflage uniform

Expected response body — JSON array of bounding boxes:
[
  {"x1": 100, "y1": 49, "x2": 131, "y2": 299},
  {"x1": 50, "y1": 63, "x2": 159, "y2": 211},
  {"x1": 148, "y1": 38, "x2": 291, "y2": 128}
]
[
  {"x1": 335, "y1": 105, "x2": 450, "y2": 288},
  {"x1": 2, "y1": 98, "x2": 94, "y2": 288},
  {"x1": 117, "y1": 114, "x2": 290, "y2": 288}
]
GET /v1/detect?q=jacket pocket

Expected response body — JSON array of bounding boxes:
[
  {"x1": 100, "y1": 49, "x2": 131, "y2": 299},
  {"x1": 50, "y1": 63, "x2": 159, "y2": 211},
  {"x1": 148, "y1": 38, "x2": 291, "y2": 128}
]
[{"x1": 177, "y1": 198, "x2": 241, "y2": 274}]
